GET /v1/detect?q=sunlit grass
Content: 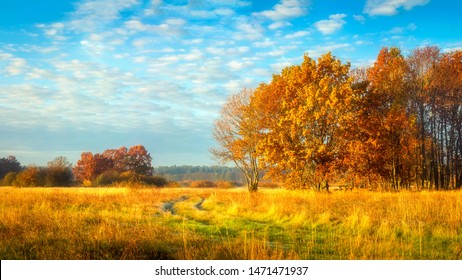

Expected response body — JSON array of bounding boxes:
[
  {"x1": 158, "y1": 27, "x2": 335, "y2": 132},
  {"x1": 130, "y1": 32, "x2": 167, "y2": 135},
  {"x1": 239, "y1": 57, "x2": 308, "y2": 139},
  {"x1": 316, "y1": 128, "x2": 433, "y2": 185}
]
[{"x1": 0, "y1": 186, "x2": 461, "y2": 259}]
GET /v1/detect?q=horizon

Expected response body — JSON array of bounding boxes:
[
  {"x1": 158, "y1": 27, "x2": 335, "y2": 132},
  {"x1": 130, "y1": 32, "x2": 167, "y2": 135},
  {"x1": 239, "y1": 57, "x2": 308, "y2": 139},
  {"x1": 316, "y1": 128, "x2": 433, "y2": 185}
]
[{"x1": 1, "y1": 0, "x2": 461, "y2": 167}]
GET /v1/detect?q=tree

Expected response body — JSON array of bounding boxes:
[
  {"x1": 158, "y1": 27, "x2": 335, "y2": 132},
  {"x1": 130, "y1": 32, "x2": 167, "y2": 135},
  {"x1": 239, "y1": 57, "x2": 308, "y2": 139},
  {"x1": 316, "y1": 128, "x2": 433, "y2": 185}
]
[
  {"x1": 407, "y1": 46, "x2": 441, "y2": 190},
  {"x1": 210, "y1": 88, "x2": 261, "y2": 192},
  {"x1": 73, "y1": 145, "x2": 153, "y2": 184},
  {"x1": 102, "y1": 145, "x2": 153, "y2": 176},
  {"x1": 126, "y1": 145, "x2": 153, "y2": 176},
  {"x1": 102, "y1": 147, "x2": 129, "y2": 173},
  {"x1": 72, "y1": 152, "x2": 114, "y2": 183},
  {"x1": 0, "y1": 156, "x2": 22, "y2": 179},
  {"x1": 350, "y1": 47, "x2": 418, "y2": 190},
  {"x1": 431, "y1": 50, "x2": 462, "y2": 189},
  {"x1": 45, "y1": 156, "x2": 73, "y2": 186},
  {"x1": 252, "y1": 53, "x2": 354, "y2": 189}
]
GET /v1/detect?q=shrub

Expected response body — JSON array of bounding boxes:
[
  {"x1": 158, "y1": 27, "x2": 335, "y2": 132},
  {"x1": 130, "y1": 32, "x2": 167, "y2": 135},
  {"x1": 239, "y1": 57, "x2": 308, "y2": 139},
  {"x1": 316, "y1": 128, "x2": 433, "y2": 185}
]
[
  {"x1": 119, "y1": 171, "x2": 139, "y2": 183},
  {"x1": 14, "y1": 166, "x2": 44, "y2": 187},
  {"x1": 190, "y1": 180, "x2": 217, "y2": 188},
  {"x1": 165, "y1": 181, "x2": 182, "y2": 188},
  {"x1": 259, "y1": 182, "x2": 281, "y2": 189},
  {"x1": 215, "y1": 180, "x2": 236, "y2": 189},
  {"x1": 1, "y1": 172, "x2": 17, "y2": 186},
  {"x1": 94, "y1": 171, "x2": 122, "y2": 186},
  {"x1": 140, "y1": 175, "x2": 168, "y2": 187},
  {"x1": 43, "y1": 167, "x2": 73, "y2": 186}
]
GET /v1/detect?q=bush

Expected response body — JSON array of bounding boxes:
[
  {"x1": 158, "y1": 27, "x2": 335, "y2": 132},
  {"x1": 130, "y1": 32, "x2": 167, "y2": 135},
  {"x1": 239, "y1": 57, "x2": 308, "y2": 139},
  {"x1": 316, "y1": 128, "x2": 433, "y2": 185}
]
[
  {"x1": 1, "y1": 172, "x2": 17, "y2": 186},
  {"x1": 120, "y1": 171, "x2": 140, "y2": 182},
  {"x1": 43, "y1": 167, "x2": 73, "y2": 186},
  {"x1": 140, "y1": 175, "x2": 168, "y2": 187},
  {"x1": 94, "y1": 171, "x2": 122, "y2": 186},
  {"x1": 190, "y1": 180, "x2": 217, "y2": 188},
  {"x1": 14, "y1": 166, "x2": 44, "y2": 187},
  {"x1": 92, "y1": 171, "x2": 168, "y2": 187},
  {"x1": 259, "y1": 182, "x2": 281, "y2": 189},
  {"x1": 215, "y1": 180, "x2": 236, "y2": 189}
]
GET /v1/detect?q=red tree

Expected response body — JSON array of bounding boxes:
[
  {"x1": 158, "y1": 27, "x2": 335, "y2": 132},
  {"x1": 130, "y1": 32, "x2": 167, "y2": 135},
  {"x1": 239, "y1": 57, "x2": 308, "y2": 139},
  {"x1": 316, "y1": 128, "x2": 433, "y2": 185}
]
[{"x1": 72, "y1": 152, "x2": 114, "y2": 182}]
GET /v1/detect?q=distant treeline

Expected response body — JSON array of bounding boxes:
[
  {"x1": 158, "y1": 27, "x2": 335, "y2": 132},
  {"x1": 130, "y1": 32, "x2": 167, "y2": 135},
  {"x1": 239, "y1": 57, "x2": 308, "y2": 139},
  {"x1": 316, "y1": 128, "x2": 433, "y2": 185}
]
[{"x1": 156, "y1": 165, "x2": 245, "y2": 182}]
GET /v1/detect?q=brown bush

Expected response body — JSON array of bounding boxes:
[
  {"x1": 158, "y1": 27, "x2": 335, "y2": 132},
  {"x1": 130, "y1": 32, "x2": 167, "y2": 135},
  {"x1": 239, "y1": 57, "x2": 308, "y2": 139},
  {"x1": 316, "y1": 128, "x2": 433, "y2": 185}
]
[
  {"x1": 14, "y1": 166, "x2": 44, "y2": 187},
  {"x1": 258, "y1": 182, "x2": 281, "y2": 189},
  {"x1": 189, "y1": 180, "x2": 217, "y2": 188},
  {"x1": 215, "y1": 180, "x2": 237, "y2": 189}
]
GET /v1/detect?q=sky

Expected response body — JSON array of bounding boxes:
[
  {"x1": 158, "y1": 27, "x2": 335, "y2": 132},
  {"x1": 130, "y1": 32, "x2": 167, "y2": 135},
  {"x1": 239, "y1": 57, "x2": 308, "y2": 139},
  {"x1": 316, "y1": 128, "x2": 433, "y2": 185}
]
[{"x1": 0, "y1": 0, "x2": 461, "y2": 167}]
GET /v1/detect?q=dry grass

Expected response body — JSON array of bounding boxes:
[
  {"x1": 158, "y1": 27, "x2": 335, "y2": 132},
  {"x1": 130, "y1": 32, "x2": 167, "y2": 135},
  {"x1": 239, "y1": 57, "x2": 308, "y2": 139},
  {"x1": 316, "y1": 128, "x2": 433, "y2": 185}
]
[{"x1": 0, "y1": 186, "x2": 461, "y2": 259}]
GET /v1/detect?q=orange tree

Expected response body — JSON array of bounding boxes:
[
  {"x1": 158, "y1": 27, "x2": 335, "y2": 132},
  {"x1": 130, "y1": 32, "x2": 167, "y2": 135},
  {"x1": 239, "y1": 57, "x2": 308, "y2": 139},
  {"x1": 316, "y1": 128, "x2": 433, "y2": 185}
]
[
  {"x1": 348, "y1": 47, "x2": 418, "y2": 190},
  {"x1": 251, "y1": 53, "x2": 354, "y2": 189}
]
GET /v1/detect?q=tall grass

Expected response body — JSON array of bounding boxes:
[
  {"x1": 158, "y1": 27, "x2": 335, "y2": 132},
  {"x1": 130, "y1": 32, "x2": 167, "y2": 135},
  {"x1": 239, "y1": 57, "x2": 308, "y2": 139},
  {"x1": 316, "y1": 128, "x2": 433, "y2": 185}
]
[{"x1": 0, "y1": 186, "x2": 461, "y2": 259}]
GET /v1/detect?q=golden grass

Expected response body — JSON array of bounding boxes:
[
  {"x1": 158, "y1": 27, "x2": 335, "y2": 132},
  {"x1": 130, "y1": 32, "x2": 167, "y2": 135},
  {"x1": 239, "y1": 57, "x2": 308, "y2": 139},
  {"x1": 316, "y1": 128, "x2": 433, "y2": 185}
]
[{"x1": 0, "y1": 186, "x2": 461, "y2": 259}]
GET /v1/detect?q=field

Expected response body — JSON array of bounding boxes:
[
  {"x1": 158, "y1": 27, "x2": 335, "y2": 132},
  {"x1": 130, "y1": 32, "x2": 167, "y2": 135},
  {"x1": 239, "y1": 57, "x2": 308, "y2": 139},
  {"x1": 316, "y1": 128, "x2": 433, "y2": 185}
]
[{"x1": 0, "y1": 186, "x2": 461, "y2": 260}]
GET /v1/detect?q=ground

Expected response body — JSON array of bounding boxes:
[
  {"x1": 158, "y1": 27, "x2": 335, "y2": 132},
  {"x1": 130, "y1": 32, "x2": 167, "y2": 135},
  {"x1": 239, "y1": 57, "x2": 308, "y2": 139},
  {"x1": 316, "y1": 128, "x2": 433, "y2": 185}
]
[{"x1": 0, "y1": 186, "x2": 461, "y2": 259}]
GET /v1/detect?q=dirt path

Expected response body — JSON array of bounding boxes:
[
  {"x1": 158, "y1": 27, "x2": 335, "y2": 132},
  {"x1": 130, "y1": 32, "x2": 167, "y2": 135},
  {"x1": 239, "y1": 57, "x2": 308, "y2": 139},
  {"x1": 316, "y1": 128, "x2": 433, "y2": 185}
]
[
  {"x1": 194, "y1": 197, "x2": 205, "y2": 210},
  {"x1": 160, "y1": 195, "x2": 188, "y2": 214},
  {"x1": 160, "y1": 196, "x2": 206, "y2": 215}
]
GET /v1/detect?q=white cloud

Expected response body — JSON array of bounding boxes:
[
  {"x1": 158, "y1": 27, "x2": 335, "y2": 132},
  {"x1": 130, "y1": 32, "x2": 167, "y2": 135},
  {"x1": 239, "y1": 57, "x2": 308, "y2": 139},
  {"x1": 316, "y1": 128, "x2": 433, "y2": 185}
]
[
  {"x1": 364, "y1": 0, "x2": 430, "y2": 16},
  {"x1": 253, "y1": 39, "x2": 276, "y2": 48},
  {"x1": 253, "y1": 0, "x2": 310, "y2": 21},
  {"x1": 314, "y1": 14, "x2": 347, "y2": 35},
  {"x1": 189, "y1": 8, "x2": 235, "y2": 18},
  {"x1": 208, "y1": 0, "x2": 251, "y2": 7},
  {"x1": 70, "y1": 0, "x2": 140, "y2": 30},
  {"x1": 269, "y1": 21, "x2": 292, "y2": 30},
  {"x1": 5, "y1": 58, "x2": 28, "y2": 76},
  {"x1": 227, "y1": 60, "x2": 254, "y2": 71},
  {"x1": 388, "y1": 23, "x2": 418, "y2": 34},
  {"x1": 284, "y1": 30, "x2": 311, "y2": 39},
  {"x1": 206, "y1": 46, "x2": 249, "y2": 56},
  {"x1": 233, "y1": 18, "x2": 265, "y2": 40},
  {"x1": 353, "y1": 15, "x2": 366, "y2": 23},
  {"x1": 271, "y1": 59, "x2": 297, "y2": 72},
  {"x1": 305, "y1": 43, "x2": 351, "y2": 57},
  {"x1": 124, "y1": 18, "x2": 186, "y2": 36},
  {"x1": 144, "y1": 0, "x2": 163, "y2": 16},
  {"x1": 443, "y1": 43, "x2": 462, "y2": 53}
]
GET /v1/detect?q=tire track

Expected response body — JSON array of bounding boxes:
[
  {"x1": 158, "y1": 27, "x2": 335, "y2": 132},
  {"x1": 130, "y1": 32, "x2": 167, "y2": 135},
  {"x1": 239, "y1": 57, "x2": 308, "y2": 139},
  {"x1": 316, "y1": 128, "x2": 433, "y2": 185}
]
[{"x1": 160, "y1": 195, "x2": 188, "y2": 214}]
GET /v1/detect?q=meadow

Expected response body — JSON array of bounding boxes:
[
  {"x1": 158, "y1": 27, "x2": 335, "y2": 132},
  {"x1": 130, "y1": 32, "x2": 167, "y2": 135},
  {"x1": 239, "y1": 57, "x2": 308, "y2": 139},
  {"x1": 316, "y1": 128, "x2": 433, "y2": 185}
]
[{"x1": 0, "y1": 186, "x2": 461, "y2": 260}]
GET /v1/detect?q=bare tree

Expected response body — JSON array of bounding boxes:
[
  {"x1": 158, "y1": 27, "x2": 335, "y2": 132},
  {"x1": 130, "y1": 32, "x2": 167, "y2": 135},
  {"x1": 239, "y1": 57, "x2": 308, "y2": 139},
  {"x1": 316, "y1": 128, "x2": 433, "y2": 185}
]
[{"x1": 210, "y1": 88, "x2": 260, "y2": 192}]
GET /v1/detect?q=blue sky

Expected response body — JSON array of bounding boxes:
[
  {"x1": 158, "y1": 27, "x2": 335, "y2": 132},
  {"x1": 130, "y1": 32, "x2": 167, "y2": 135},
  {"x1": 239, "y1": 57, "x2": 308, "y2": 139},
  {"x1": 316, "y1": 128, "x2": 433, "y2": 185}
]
[{"x1": 0, "y1": 0, "x2": 461, "y2": 167}]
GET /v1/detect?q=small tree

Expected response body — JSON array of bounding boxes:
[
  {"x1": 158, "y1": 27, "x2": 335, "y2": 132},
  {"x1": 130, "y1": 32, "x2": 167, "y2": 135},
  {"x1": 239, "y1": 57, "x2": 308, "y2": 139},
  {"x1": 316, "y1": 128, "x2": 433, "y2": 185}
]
[
  {"x1": 210, "y1": 88, "x2": 261, "y2": 192},
  {"x1": 45, "y1": 156, "x2": 73, "y2": 186}
]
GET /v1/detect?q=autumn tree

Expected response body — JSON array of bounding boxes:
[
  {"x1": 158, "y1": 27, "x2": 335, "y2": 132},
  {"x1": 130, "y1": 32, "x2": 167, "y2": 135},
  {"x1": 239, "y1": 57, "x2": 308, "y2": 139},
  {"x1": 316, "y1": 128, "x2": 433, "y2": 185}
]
[
  {"x1": 126, "y1": 145, "x2": 153, "y2": 176},
  {"x1": 213, "y1": 46, "x2": 461, "y2": 191},
  {"x1": 407, "y1": 46, "x2": 441, "y2": 189},
  {"x1": 73, "y1": 145, "x2": 153, "y2": 184},
  {"x1": 210, "y1": 88, "x2": 260, "y2": 192},
  {"x1": 102, "y1": 145, "x2": 153, "y2": 176},
  {"x1": 351, "y1": 47, "x2": 418, "y2": 190},
  {"x1": 102, "y1": 147, "x2": 129, "y2": 173},
  {"x1": 72, "y1": 152, "x2": 114, "y2": 183},
  {"x1": 252, "y1": 53, "x2": 354, "y2": 189},
  {"x1": 430, "y1": 50, "x2": 462, "y2": 189}
]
